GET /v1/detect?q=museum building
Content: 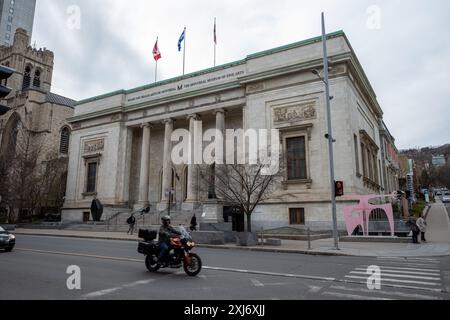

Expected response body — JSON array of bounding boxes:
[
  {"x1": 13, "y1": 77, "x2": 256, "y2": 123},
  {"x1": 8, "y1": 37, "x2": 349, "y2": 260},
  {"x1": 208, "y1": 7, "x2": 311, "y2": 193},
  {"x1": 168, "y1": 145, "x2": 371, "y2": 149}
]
[{"x1": 62, "y1": 31, "x2": 398, "y2": 231}]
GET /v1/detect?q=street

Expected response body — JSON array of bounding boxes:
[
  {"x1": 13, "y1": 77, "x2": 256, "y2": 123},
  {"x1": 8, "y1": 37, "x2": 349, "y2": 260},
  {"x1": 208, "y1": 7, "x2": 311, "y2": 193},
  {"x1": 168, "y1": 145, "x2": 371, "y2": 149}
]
[{"x1": 1, "y1": 235, "x2": 450, "y2": 300}]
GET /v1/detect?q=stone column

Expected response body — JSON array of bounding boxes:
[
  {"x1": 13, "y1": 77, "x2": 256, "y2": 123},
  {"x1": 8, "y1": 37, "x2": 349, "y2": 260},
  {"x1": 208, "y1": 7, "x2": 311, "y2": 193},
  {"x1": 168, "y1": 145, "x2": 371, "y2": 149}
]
[
  {"x1": 138, "y1": 123, "x2": 151, "y2": 207},
  {"x1": 215, "y1": 109, "x2": 226, "y2": 165},
  {"x1": 161, "y1": 119, "x2": 174, "y2": 203},
  {"x1": 183, "y1": 114, "x2": 200, "y2": 211}
]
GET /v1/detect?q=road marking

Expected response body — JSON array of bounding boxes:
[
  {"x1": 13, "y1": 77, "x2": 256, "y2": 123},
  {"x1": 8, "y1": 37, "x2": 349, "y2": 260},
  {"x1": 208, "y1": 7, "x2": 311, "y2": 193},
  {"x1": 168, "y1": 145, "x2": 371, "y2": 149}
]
[
  {"x1": 354, "y1": 268, "x2": 440, "y2": 276},
  {"x1": 308, "y1": 286, "x2": 323, "y2": 293},
  {"x1": 345, "y1": 275, "x2": 441, "y2": 287},
  {"x1": 361, "y1": 265, "x2": 440, "y2": 272},
  {"x1": 250, "y1": 279, "x2": 265, "y2": 287},
  {"x1": 329, "y1": 286, "x2": 442, "y2": 300},
  {"x1": 203, "y1": 266, "x2": 337, "y2": 282},
  {"x1": 16, "y1": 248, "x2": 143, "y2": 263},
  {"x1": 349, "y1": 271, "x2": 441, "y2": 281},
  {"x1": 377, "y1": 257, "x2": 440, "y2": 262},
  {"x1": 80, "y1": 279, "x2": 155, "y2": 299},
  {"x1": 322, "y1": 291, "x2": 392, "y2": 300}
]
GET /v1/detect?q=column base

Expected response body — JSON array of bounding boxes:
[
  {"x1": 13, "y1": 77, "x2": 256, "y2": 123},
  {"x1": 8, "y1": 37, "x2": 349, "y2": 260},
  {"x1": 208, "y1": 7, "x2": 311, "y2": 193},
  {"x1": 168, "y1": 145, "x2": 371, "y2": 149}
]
[
  {"x1": 182, "y1": 201, "x2": 198, "y2": 211},
  {"x1": 134, "y1": 202, "x2": 149, "y2": 211},
  {"x1": 157, "y1": 202, "x2": 169, "y2": 212},
  {"x1": 201, "y1": 200, "x2": 224, "y2": 223}
]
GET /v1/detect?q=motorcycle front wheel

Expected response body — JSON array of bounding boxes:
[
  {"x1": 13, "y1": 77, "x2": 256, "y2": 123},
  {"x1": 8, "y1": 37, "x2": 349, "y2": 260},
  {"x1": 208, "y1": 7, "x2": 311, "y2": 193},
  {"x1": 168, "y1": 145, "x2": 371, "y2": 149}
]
[
  {"x1": 145, "y1": 254, "x2": 160, "y2": 273},
  {"x1": 183, "y1": 253, "x2": 202, "y2": 277}
]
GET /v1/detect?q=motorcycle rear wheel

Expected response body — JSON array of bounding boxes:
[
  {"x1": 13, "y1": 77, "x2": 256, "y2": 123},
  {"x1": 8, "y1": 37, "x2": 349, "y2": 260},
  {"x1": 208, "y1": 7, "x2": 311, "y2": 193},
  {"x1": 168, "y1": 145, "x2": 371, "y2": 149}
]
[
  {"x1": 145, "y1": 254, "x2": 160, "y2": 273},
  {"x1": 183, "y1": 253, "x2": 202, "y2": 277}
]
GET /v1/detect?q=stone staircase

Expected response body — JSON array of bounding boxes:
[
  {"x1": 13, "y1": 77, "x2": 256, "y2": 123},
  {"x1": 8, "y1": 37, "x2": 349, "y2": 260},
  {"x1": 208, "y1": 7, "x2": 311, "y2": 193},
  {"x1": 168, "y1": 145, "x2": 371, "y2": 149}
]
[{"x1": 62, "y1": 205, "x2": 203, "y2": 233}]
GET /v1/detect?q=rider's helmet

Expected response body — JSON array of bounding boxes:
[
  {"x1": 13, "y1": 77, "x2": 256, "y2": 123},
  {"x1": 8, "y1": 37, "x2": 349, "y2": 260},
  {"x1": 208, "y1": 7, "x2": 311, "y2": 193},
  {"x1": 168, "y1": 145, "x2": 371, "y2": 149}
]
[{"x1": 161, "y1": 215, "x2": 171, "y2": 226}]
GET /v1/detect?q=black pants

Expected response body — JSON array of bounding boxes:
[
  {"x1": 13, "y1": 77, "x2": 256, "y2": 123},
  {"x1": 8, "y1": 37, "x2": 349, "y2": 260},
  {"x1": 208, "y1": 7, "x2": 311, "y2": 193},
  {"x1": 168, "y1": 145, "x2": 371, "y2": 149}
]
[
  {"x1": 412, "y1": 231, "x2": 419, "y2": 244},
  {"x1": 421, "y1": 232, "x2": 426, "y2": 242}
]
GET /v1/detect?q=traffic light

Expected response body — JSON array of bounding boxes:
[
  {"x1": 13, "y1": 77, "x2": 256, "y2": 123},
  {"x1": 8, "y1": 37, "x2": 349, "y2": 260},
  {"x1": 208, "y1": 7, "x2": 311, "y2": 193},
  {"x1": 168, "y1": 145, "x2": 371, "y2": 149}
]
[
  {"x1": 0, "y1": 65, "x2": 14, "y2": 99},
  {"x1": 335, "y1": 181, "x2": 344, "y2": 197}
]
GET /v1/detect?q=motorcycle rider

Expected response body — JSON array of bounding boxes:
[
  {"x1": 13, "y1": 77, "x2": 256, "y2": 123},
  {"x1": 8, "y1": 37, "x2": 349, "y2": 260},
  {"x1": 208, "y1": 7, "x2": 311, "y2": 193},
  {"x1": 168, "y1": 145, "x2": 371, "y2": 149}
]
[{"x1": 158, "y1": 215, "x2": 182, "y2": 266}]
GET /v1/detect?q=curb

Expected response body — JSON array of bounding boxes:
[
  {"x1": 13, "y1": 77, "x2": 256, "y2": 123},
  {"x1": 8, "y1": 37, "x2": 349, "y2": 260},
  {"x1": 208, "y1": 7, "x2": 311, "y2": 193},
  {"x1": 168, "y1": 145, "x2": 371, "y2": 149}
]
[{"x1": 13, "y1": 232, "x2": 350, "y2": 257}]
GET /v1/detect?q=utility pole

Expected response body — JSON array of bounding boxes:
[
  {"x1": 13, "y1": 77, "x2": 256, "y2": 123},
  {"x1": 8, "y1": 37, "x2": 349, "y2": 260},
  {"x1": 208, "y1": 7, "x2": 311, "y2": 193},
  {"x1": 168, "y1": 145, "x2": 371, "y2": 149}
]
[{"x1": 321, "y1": 12, "x2": 340, "y2": 251}]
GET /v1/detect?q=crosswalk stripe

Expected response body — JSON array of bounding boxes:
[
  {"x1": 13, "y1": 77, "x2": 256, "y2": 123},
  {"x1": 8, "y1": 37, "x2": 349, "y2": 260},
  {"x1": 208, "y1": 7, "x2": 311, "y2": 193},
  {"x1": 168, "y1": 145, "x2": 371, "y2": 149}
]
[
  {"x1": 349, "y1": 271, "x2": 441, "y2": 281},
  {"x1": 345, "y1": 275, "x2": 441, "y2": 287},
  {"x1": 322, "y1": 291, "x2": 392, "y2": 300},
  {"x1": 361, "y1": 265, "x2": 440, "y2": 272},
  {"x1": 354, "y1": 268, "x2": 440, "y2": 276},
  {"x1": 377, "y1": 257, "x2": 440, "y2": 262},
  {"x1": 371, "y1": 263, "x2": 440, "y2": 268},
  {"x1": 348, "y1": 281, "x2": 442, "y2": 293},
  {"x1": 329, "y1": 286, "x2": 442, "y2": 300}
]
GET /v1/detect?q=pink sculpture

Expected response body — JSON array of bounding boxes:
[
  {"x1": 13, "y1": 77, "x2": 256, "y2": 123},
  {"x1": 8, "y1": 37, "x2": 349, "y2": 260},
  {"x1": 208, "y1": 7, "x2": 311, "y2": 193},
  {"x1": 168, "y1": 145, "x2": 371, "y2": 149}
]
[{"x1": 343, "y1": 194, "x2": 395, "y2": 237}]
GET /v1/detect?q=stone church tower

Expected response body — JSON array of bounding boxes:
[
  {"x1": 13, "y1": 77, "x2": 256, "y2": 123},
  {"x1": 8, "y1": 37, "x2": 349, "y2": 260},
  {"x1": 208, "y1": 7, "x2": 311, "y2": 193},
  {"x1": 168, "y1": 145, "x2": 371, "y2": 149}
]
[{"x1": 0, "y1": 28, "x2": 75, "y2": 222}]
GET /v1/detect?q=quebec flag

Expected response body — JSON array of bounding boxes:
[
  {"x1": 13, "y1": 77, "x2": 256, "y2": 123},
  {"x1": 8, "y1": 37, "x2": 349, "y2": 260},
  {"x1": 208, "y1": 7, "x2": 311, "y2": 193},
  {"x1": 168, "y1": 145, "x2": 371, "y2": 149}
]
[{"x1": 178, "y1": 28, "x2": 186, "y2": 52}]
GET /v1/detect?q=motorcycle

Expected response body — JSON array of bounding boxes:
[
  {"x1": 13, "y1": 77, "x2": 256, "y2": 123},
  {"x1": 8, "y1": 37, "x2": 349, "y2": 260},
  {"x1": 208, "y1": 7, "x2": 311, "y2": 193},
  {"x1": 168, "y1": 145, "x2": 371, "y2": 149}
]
[{"x1": 137, "y1": 226, "x2": 202, "y2": 277}]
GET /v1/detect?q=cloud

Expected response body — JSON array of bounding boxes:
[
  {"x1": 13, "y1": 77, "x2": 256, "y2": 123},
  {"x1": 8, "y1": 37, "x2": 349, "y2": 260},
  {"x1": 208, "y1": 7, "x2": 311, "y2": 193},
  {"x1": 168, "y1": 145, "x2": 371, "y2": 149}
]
[{"x1": 31, "y1": 0, "x2": 450, "y2": 149}]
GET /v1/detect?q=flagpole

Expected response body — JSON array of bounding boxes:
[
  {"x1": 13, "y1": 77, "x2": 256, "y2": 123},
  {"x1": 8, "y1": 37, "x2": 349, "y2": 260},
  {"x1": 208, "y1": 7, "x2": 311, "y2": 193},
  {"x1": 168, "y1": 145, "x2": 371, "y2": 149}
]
[
  {"x1": 155, "y1": 36, "x2": 158, "y2": 83},
  {"x1": 214, "y1": 18, "x2": 217, "y2": 67},
  {"x1": 183, "y1": 27, "x2": 186, "y2": 75}
]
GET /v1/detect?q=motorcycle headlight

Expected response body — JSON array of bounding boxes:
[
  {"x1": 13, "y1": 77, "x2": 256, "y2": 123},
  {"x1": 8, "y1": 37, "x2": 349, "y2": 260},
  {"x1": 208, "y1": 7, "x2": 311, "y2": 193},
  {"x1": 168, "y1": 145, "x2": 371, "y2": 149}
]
[
  {"x1": 9, "y1": 234, "x2": 15, "y2": 240},
  {"x1": 187, "y1": 241, "x2": 195, "y2": 247}
]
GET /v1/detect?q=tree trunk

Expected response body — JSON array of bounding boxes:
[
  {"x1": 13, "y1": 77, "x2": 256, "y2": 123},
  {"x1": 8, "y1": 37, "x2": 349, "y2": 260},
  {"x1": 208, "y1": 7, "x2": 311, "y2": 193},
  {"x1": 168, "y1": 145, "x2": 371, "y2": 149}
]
[{"x1": 246, "y1": 213, "x2": 252, "y2": 233}]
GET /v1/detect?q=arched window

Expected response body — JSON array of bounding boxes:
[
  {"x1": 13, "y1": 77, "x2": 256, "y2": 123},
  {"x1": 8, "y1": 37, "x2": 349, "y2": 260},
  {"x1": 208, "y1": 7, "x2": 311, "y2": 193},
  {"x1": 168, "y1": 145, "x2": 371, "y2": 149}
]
[
  {"x1": 60, "y1": 127, "x2": 70, "y2": 155},
  {"x1": 22, "y1": 65, "x2": 32, "y2": 90},
  {"x1": 1, "y1": 61, "x2": 10, "y2": 86},
  {"x1": 33, "y1": 69, "x2": 41, "y2": 88}
]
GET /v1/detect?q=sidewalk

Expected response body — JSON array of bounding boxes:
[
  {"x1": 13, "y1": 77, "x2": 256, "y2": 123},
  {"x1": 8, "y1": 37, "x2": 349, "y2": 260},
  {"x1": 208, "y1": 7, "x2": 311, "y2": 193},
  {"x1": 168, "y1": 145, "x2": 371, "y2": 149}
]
[{"x1": 14, "y1": 203, "x2": 450, "y2": 258}]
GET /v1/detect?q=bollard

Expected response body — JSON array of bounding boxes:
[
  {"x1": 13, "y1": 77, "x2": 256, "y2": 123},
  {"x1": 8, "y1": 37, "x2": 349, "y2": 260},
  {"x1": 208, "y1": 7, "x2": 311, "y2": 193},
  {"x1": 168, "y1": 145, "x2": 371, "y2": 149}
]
[
  {"x1": 307, "y1": 228, "x2": 312, "y2": 250},
  {"x1": 261, "y1": 227, "x2": 264, "y2": 247}
]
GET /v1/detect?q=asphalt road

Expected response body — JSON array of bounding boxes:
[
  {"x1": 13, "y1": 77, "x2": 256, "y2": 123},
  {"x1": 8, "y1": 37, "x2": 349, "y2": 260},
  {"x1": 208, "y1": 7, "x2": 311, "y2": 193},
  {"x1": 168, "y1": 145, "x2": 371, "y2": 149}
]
[{"x1": 1, "y1": 235, "x2": 450, "y2": 300}]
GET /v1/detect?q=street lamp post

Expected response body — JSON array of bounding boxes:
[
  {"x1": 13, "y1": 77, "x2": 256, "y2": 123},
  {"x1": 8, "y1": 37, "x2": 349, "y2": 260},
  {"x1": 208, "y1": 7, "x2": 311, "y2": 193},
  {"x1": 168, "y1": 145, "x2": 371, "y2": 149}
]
[{"x1": 320, "y1": 12, "x2": 340, "y2": 250}]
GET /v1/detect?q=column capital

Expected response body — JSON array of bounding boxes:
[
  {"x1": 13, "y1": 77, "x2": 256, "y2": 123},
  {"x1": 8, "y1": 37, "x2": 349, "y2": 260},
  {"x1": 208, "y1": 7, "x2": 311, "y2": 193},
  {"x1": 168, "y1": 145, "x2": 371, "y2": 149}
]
[
  {"x1": 162, "y1": 118, "x2": 174, "y2": 125},
  {"x1": 213, "y1": 108, "x2": 226, "y2": 116},
  {"x1": 140, "y1": 122, "x2": 153, "y2": 129},
  {"x1": 187, "y1": 114, "x2": 201, "y2": 121}
]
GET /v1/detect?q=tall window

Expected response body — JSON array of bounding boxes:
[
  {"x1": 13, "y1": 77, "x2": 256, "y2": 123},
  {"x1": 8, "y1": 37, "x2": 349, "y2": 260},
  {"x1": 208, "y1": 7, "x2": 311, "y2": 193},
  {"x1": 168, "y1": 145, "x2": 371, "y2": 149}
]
[
  {"x1": 289, "y1": 208, "x2": 305, "y2": 225},
  {"x1": 33, "y1": 69, "x2": 41, "y2": 88},
  {"x1": 86, "y1": 162, "x2": 98, "y2": 193},
  {"x1": 22, "y1": 65, "x2": 32, "y2": 89},
  {"x1": 60, "y1": 127, "x2": 70, "y2": 154},
  {"x1": 361, "y1": 143, "x2": 367, "y2": 177},
  {"x1": 354, "y1": 135, "x2": 360, "y2": 175},
  {"x1": 286, "y1": 137, "x2": 307, "y2": 180}
]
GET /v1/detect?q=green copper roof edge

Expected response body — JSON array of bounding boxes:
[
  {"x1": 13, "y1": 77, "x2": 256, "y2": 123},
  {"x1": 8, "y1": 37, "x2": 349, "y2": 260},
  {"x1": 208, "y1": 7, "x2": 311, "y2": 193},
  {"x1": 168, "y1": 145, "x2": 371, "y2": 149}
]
[
  {"x1": 76, "y1": 90, "x2": 125, "y2": 106},
  {"x1": 246, "y1": 30, "x2": 345, "y2": 59},
  {"x1": 75, "y1": 31, "x2": 345, "y2": 106}
]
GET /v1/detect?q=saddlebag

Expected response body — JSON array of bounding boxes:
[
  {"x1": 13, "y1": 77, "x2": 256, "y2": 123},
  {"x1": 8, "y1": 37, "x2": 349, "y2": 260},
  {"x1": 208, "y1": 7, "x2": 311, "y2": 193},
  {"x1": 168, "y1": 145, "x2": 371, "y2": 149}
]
[
  {"x1": 138, "y1": 241, "x2": 158, "y2": 255},
  {"x1": 138, "y1": 229, "x2": 157, "y2": 241}
]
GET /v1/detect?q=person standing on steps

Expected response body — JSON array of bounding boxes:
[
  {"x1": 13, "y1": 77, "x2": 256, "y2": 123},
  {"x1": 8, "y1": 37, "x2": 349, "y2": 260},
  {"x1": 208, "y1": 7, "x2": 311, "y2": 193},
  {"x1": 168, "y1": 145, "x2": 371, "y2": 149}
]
[
  {"x1": 126, "y1": 214, "x2": 136, "y2": 235},
  {"x1": 190, "y1": 214, "x2": 198, "y2": 232}
]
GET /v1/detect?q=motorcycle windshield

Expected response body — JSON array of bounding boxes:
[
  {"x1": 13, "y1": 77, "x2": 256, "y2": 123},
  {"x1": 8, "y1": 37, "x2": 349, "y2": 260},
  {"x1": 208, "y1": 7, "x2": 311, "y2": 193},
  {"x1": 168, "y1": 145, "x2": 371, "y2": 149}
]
[{"x1": 179, "y1": 226, "x2": 192, "y2": 241}]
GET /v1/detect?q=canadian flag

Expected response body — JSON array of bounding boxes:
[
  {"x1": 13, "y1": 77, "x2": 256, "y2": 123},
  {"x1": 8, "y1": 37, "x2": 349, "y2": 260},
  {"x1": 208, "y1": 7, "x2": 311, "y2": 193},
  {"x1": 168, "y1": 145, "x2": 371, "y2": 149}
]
[{"x1": 153, "y1": 39, "x2": 161, "y2": 61}]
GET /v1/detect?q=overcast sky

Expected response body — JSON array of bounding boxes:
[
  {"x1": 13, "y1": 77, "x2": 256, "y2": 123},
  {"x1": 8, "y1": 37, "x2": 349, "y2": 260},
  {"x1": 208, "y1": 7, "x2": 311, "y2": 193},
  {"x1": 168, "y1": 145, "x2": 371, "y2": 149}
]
[{"x1": 31, "y1": 0, "x2": 450, "y2": 150}]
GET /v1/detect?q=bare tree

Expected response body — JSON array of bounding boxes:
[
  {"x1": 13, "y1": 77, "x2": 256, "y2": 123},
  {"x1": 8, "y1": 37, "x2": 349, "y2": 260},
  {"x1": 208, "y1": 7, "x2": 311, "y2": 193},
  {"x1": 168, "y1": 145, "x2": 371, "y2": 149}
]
[
  {"x1": 200, "y1": 156, "x2": 284, "y2": 233},
  {"x1": 0, "y1": 118, "x2": 67, "y2": 223}
]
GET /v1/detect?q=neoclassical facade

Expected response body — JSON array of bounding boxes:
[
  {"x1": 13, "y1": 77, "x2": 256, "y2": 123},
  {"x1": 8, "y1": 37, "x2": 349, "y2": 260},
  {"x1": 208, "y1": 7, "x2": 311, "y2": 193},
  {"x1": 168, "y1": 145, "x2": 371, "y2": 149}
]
[{"x1": 63, "y1": 31, "x2": 398, "y2": 231}]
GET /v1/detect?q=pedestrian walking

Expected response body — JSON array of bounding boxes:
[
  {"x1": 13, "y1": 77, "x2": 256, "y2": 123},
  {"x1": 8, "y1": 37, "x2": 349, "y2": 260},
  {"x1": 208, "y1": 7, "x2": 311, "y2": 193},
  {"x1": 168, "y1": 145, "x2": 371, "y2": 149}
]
[
  {"x1": 127, "y1": 214, "x2": 136, "y2": 235},
  {"x1": 190, "y1": 214, "x2": 198, "y2": 232},
  {"x1": 416, "y1": 214, "x2": 427, "y2": 243},
  {"x1": 407, "y1": 215, "x2": 420, "y2": 244}
]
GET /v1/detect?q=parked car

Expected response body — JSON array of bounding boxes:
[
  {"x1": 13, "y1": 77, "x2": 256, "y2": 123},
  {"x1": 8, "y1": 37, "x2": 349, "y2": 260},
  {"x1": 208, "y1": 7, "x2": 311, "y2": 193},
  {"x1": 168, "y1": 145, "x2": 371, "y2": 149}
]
[
  {"x1": 442, "y1": 193, "x2": 450, "y2": 203},
  {"x1": 0, "y1": 226, "x2": 15, "y2": 252}
]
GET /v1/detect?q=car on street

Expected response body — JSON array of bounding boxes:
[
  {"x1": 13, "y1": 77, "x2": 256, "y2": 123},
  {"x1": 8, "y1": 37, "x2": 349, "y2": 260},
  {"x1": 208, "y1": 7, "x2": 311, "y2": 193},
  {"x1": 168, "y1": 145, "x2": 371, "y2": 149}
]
[
  {"x1": 442, "y1": 193, "x2": 450, "y2": 203},
  {"x1": 0, "y1": 226, "x2": 15, "y2": 252}
]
